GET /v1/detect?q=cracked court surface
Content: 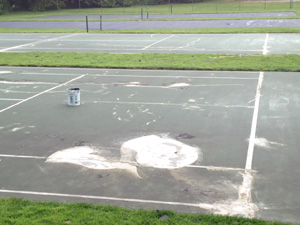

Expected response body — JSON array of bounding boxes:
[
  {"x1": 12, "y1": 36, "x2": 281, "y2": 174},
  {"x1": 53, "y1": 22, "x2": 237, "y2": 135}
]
[
  {"x1": 0, "y1": 67, "x2": 300, "y2": 223},
  {"x1": 1, "y1": 33, "x2": 300, "y2": 54}
]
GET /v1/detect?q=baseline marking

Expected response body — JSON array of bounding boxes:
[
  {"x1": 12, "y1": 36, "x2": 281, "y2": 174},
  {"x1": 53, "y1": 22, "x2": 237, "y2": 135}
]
[
  {"x1": 142, "y1": 35, "x2": 175, "y2": 50},
  {"x1": 0, "y1": 74, "x2": 85, "y2": 113},
  {"x1": 245, "y1": 72, "x2": 264, "y2": 170},
  {"x1": 0, "y1": 189, "x2": 212, "y2": 210},
  {"x1": 0, "y1": 154, "x2": 46, "y2": 159},
  {"x1": 0, "y1": 34, "x2": 79, "y2": 52}
]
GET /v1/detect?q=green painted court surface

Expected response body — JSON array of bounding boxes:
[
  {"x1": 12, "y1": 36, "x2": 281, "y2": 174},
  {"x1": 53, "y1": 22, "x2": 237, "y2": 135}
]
[
  {"x1": 0, "y1": 66, "x2": 300, "y2": 223},
  {"x1": 1, "y1": 33, "x2": 300, "y2": 54}
]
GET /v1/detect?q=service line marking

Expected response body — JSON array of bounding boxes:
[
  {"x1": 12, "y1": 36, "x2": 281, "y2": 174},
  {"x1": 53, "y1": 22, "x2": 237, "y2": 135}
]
[
  {"x1": 0, "y1": 33, "x2": 79, "y2": 52},
  {"x1": 245, "y1": 72, "x2": 264, "y2": 170},
  {"x1": 142, "y1": 35, "x2": 175, "y2": 50},
  {"x1": 0, "y1": 74, "x2": 85, "y2": 114}
]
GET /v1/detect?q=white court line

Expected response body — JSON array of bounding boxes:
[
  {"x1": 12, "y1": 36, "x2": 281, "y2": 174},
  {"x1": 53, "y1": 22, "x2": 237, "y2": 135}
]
[
  {"x1": 0, "y1": 154, "x2": 46, "y2": 159},
  {"x1": 0, "y1": 189, "x2": 212, "y2": 209},
  {"x1": 21, "y1": 72, "x2": 80, "y2": 76},
  {"x1": 0, "y1": 98, "x2": 24, "y2": 101},
  {"x1": 28, "y1": 74, "x2": 257, "y2": 80},
  {"x1": 0, "y1": 74, "x2": 85, "y2": 114},
  {"x1": 245, "y1": 72, "x2": 264, "y2": 170},
  {"x1": 263, "y1": 33, "x2": 269, "y2": 55},
  {"x1": 0, "y1": 34, "x2": 79, "y2": 52},
  {"x1": 142, "y1": 35, "x2": 175, "y2": 50}
]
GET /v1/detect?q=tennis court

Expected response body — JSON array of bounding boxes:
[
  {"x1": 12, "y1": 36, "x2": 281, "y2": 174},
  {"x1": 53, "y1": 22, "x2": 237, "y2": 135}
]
[
  {"x1": 1, "y1": 33, "x2": 300, "y2": 54},
  {"x1": 0, "y1": 66, "x2": 300, "y2": 223}
]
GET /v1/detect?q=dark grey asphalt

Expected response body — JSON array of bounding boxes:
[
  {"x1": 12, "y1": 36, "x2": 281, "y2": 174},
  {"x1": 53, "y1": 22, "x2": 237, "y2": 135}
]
[
  {"x1": 34, "y1": 12, "x2": 296, "y2": 19},
  {"x1": 1, "y1": 19, "x2": 300, "y2": 30}
]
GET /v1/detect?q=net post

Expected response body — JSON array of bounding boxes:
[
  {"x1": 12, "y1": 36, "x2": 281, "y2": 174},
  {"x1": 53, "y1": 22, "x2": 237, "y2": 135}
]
[
  {"x1": 100, "y1": 15, "x2": 102, "y2": 31},
  {"x1": 86, "y1": 16, "x2": 89, "y2": 33}
]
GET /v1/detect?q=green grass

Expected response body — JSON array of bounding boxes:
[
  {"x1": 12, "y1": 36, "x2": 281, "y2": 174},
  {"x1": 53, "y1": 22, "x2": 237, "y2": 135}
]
[
  {"x1": 0, "y1": 198, "x2": 293, "y2": 225},
  {"x1": 0, "y1": 52, "x2": 300, "y2": 72},
  {"x1": 0, "y1": 1, "x2": 299, "y2": 22}
]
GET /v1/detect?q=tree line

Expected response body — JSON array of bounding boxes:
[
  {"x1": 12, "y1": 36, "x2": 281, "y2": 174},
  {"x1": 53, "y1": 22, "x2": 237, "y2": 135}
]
[{"x1": 0, "y1": 0, "x2": 205, "y2": 13}]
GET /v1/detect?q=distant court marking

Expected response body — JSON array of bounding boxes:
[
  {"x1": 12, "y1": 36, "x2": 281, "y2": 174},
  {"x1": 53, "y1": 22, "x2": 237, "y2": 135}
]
[
  {"x1": 142, "y1": 34, "x2": 175, "y2": 50},
  {"x1": 91, "y1": 75, "x2": 258, "y2": 80},
  {"x1": 21, "y1": 72, "x2": 80, "y2": 76},
  {"x1": 0, "y1": 33, "x2": 78, "y2": 52},
  {"x1": 245, "y1": 72, "x2": 264, "y2": 170},
  {"x1": 21, "y1": 73, "x2": 258, "y2": 80},
  {"x1": 0, "y1": 98, "x2": 24, "y2": 101},
  {"x1": 0, "y1": 74, "x2": 85, "y2": 113},
  {"x1": 0, "y1": 189, "x2": 213, "y2": 209},
  {"x1": 263, "y1": 33, "x2": 269, "y2": 55}
]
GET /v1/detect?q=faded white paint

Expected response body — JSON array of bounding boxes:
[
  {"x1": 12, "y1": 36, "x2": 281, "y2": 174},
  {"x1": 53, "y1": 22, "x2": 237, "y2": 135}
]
[
  {"x1": 46, "y1": 146, "x2": 140, "y2": 177},
  {"x1": 46, "y1": 135, "x2": 200, "y2": 173},
  {"x1": 168, "y1": 83, "x2": 191, "y2": 88},
  {"x1": 253, "y1": 137, "x2": 285, "y2": 149}
]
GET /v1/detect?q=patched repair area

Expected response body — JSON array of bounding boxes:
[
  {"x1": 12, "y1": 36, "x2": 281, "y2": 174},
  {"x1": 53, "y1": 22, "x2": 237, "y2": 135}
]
[{"x1": 1, "y1": 67, "x2": 299, "y2": 223}]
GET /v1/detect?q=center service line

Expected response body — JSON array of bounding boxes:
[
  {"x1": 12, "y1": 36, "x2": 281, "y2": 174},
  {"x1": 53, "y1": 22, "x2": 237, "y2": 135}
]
[
  {"x1": 262, "y1": 33, "x2": 269, "y2": 55},
  {"x1": 142, "y1": 35, "x2": 175, "y2": 50},
  {"x1": 245, "y1": 72, "x2": 264, "y2": 170}
]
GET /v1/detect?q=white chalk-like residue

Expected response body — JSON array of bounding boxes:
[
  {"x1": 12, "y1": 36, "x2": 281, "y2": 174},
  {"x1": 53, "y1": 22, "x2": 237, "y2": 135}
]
[
  {"x1": 252, "y1": 137, "x2": 284, "y2": 149},
  {"x1": 0, "y1": 71, "x2": 12, "y2": 74},
  {"x1": 46, "y1": 146, "x2": 140, "y2": 177},
  {"x1": 10, "y1": 127, "x2": 24, "y2": 132},
  {"x1": 168, "y1": 83, "x2": 191, "y2": 88},
  {"x1": 121, "y1": 135, "x2": 200, "y2": 169},
  {"x1": 212, "y1": 171, "x2": 258, "y2": 218},
  {"x1": 46, "y1": 135, "x2": 200, "y2": 174}
]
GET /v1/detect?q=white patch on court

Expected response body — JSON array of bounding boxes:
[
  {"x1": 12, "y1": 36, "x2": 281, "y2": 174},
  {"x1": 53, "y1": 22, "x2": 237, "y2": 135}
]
[
  {"x1": 46, "y1": 146, "x2": 140, "y2": 177},
  {"x1": 252, "y1": 137, "x2": 285, "y2": 149},
  {"x1": 0, "y1": 71, "x2": 12, "y2": 74},
  {"x1": 120, "y1": 135, "x2": 200, "y2": 169},
  {"x1": 168, "y1": 83, "x2": 191, "y2": 88},
  {"x1": 46, "y1": 135, "x2": 200, "y2": 175},
  {"x1": 10, "y1": 127, "x2": 24, "y2": 132},
  {"x1": 212, "y1": 171, "x2": 258, "y2": 218}
]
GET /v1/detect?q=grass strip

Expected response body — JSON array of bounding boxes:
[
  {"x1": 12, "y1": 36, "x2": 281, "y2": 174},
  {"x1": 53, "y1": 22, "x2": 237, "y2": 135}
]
[
  {"x1": 0, "y1": 198, "x2": 292, "y2": 225},
  {"x1": 0, "y1": 52, "x2": 300, "y2": 72}
]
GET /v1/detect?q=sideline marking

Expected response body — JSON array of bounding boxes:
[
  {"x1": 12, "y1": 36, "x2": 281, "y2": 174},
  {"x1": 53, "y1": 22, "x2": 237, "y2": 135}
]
[
  {"x1": 0, "y1": 34, "x2": 78, "y2": 52},
  {"x1": 263, "y1": 33, "x2": 269, "y2": 55},
  {"x1": 245, "y1": 72, "x2": 264, "y2": 170},
  {"x1": 0, "y1": 74, "x2": 85, "y2": 113},
  {"x1": 0, "y1": 154, "x2": 46, "y2": 159},
  {"x1": 0, "y1": 189, "x2": 212, "y2": 209},
  {"x1": 142, "y1": 35, "x2": 175, "y2": 50}
]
